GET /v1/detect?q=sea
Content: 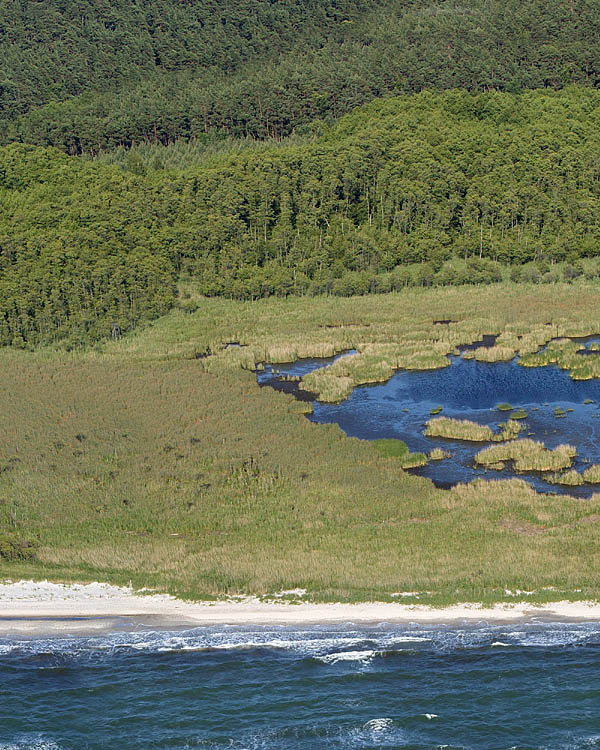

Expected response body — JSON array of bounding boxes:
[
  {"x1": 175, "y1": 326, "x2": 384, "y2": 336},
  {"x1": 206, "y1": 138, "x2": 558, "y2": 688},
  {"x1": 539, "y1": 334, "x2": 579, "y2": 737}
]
[{"x1": 1, "y1": 619, "x2": 600, "y2": 749}]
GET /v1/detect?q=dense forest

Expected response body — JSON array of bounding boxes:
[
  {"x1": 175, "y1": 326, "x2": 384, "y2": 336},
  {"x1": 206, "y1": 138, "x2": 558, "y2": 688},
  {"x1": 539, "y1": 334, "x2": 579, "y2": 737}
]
[
  {"x1": 2, "y1": 88, "x2": 600, "y2": 346},
  {"x1": 2, "y1": 1, "x2": 600, "y2": 346},
  {"x1": 2, "y1": 0, "x2": 600, "y2": 152}
]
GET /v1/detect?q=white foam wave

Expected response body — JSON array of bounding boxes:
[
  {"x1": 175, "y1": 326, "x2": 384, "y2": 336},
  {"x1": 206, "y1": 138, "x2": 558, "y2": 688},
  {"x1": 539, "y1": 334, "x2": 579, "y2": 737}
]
[
  {"x1": 318, "y1": 649, "x2": 376, "y2": 664},
  {"x1": 0, "y1": 740, "x2": 62, "y2": 750},
  {"x1": 363, "y1": 717, "x2": 395, "y2": 732},
  {"x1": 2, "y1": 622, "x2": 600, "y2": 661}
]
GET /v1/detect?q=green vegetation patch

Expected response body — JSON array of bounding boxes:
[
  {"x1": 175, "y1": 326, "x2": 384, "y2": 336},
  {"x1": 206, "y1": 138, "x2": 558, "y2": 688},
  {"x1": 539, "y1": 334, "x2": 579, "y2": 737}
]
[
  {"x1": 509, "y1": 409, "x2": 528, "y2": 420},
  {"x1": 0, "y1": 533, "x2": 36, "y2": 562},
  {"x1": 497, "y1": 403, "x2": 514, "y2": 411},
  {"x1": 372, "y1": 439, "x2": 428, "y2": 469}
]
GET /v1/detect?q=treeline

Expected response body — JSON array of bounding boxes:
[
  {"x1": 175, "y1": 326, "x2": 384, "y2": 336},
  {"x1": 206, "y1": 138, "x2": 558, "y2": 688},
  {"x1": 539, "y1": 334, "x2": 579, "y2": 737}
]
[
  {"x1": 4, "y1": 0, "x2": 600, "y2": 152},
  {"x1": 3, "y1": 88, "x2": 600, "y2": 345}
]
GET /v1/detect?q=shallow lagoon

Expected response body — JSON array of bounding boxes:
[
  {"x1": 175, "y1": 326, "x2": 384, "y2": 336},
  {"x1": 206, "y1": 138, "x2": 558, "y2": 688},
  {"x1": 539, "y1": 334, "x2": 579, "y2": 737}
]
[{"x1": 258, "y1": 340, "x2": 600, "y2": 497}]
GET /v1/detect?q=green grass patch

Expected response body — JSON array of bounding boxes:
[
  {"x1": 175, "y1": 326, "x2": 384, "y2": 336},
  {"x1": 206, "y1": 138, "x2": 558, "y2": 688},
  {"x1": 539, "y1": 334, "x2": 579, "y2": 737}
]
[
  {"x1": 372, "y1": 439, "x2": 428, "y2": 468},
  {"x1": 509, "y1": 409, "x2": 528, "y2": 420}
]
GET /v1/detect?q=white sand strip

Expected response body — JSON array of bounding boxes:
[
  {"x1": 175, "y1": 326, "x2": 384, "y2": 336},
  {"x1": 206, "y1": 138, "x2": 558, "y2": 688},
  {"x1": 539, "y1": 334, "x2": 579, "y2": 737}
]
[{"x1": 1, "y1": 581, "x2": 600, "y2": 634}]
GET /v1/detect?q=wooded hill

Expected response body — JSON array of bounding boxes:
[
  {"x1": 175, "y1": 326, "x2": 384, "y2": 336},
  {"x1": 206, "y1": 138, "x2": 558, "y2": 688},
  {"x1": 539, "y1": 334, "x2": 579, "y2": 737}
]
[
  {"x1": 2, "y1": 87, "x2": 600, "y2": 346},
  {"x1": 2, "y1": 0, "x2": 600, "y2": 152}
]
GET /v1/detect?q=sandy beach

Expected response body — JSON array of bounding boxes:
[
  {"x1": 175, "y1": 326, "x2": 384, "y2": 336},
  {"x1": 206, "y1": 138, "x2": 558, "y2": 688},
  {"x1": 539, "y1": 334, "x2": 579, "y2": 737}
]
[{"x1": 1, "y1": 580, "x2": 600, "y2": 635}]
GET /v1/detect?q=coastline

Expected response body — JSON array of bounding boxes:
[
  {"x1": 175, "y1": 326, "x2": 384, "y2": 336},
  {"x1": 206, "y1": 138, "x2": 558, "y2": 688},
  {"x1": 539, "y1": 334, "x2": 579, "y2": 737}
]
[{"x1": 2, "y1": 581, "x2": 600, "y2": 635}]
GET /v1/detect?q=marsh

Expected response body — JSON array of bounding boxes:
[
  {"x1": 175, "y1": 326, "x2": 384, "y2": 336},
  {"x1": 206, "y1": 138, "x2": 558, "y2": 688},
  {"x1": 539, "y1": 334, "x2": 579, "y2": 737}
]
[{"x1": 259, "y1": 342, "x2": 600, "y2": 497}]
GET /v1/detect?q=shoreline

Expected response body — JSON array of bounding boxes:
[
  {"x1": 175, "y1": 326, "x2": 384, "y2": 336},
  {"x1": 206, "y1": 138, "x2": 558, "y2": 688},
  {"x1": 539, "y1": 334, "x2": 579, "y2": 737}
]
[{"x1": 2, "y1": 582, "x2": 600, "y2": 635}]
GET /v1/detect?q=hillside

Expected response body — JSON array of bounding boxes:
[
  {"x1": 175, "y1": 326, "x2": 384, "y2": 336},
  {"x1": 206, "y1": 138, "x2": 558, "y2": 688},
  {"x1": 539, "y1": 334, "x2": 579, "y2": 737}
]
[
  {"x1": 2, "y1": 87, "x2": 600, "y2": 346},
  {"x1": 2, "y1": 0, "x2": 600, "y2": 151}
]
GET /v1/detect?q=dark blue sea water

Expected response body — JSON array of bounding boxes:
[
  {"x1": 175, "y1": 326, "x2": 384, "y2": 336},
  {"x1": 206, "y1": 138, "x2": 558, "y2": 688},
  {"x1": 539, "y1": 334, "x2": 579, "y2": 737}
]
[
  {"x1": 258, "y1": 343, "x2": 600, "y2": 496},
  {"x1": 2, "y1": 621, "x2": 600, "y2": 749}
]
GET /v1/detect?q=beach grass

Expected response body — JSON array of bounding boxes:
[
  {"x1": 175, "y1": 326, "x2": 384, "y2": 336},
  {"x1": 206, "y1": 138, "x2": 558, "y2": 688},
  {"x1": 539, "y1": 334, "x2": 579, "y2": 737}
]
[{"x1": 3, "y1": 282, "x2": 600, "y2": 602}]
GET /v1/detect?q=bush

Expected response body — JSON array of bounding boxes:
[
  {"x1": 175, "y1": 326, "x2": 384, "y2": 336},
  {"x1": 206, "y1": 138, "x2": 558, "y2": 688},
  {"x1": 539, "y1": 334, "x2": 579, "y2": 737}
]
[{"x1": 0, "y1": 533, "x2": 36, "y2": 561}]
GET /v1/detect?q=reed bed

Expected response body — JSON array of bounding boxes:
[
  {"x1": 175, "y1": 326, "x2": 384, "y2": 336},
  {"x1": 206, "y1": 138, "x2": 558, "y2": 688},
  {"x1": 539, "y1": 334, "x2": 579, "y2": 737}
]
[
  {"x1": 519, "y1": 337, "x2": 600, "y2": 381},
  {"x1": 473, "y1": 346, "x2": 516, "y2": 362},
  {"x1": 424, "y1": 417, "x2": 523, "y2": 442},
  {"x1": 548, "y1": 470, "x2": 584, "y2": 486},
  {"x1": 475, "y1": 439, "x2": 577, "y2": 472},
  {"x1": 425, "y1": 417, "x2": 494, "y2": 441},
  {"x1": 583, "y1": 465, "x2": 600, "y2": 483},
  {"x1": 300, "y1": 343, "x2": 451, "y2": 402}
]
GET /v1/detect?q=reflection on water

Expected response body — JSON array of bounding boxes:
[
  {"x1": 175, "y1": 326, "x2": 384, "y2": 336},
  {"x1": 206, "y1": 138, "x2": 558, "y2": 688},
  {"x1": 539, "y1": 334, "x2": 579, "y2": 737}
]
[{"x1": 258, "y1": 342, "x2": 600, "y2": 497}]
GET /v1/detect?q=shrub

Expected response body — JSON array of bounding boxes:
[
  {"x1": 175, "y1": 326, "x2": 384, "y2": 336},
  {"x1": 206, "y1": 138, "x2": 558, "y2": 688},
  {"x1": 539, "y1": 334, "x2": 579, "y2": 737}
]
[{"x1": 0, "y1": 534, "x2": 36, "y2": 561}]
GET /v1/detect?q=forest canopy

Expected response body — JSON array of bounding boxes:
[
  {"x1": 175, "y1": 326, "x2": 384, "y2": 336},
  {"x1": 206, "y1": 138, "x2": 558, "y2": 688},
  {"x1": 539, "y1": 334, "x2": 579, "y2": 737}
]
[
  {"x1": 2, "y1": 0, "x2": 600, "y2": 152},
  {"x1": 2, "y1": 87, "x2": 600, "y2": 346}
]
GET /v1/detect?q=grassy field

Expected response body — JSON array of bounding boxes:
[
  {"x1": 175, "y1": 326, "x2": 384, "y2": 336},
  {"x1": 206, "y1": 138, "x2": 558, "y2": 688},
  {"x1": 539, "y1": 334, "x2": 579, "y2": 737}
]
[{"x1": 3, "y1": 283, "x2": 600, "y2": 604}]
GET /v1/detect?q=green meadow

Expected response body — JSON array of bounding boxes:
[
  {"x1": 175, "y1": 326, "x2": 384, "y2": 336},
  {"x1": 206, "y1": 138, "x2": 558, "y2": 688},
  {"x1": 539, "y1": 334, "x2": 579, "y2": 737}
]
[{"x1": 3, "y1": 282, "x2": 600, "y2": 604}]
